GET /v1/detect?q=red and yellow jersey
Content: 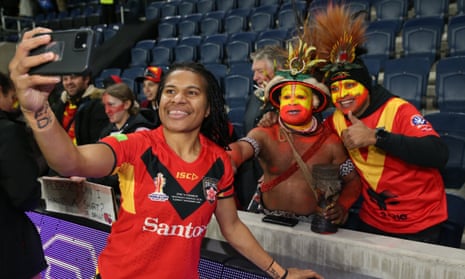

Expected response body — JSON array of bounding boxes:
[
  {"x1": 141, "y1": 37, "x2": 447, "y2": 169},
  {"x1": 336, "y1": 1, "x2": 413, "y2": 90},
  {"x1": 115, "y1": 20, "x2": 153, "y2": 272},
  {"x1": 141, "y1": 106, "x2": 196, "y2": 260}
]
[
  {"x1": 327, "y1": 98, "x2": 447, "y2": 233},
  {"x1": 98, "y1": 127, "x2": 234, "y2": 278}
]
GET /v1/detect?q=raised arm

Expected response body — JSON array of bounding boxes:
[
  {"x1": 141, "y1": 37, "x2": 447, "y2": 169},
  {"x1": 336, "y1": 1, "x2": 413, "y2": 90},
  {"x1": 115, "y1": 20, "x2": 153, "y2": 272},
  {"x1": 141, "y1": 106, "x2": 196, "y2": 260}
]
[{"x1": 9, "y1": 28, "x2": 114, "y2": 178}]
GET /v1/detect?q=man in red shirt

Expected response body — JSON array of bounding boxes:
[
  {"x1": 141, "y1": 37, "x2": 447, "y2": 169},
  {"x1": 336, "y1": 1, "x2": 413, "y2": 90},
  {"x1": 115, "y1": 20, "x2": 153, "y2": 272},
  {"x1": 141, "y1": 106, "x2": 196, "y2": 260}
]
[{"x1": 314, "y1": 4, "x2": 448, "y2": 243}]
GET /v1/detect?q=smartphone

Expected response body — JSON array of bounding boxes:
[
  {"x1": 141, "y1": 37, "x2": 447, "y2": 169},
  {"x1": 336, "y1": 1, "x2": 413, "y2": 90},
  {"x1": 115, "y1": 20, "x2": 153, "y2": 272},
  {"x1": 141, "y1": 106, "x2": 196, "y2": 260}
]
[
  {"x1": 262, "y1": 215, "x2": 299, "y2": 227},
  {"x1": 28, "y1": 29, "x2": 94, "y2": 75}
]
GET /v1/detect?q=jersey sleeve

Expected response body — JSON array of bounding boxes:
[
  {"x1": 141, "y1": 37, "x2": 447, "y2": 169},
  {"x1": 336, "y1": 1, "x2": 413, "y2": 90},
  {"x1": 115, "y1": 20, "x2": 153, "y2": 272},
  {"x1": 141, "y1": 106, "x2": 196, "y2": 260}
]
[{"x1": 393, "y1": 103, "x2": 440, "y2": 137}]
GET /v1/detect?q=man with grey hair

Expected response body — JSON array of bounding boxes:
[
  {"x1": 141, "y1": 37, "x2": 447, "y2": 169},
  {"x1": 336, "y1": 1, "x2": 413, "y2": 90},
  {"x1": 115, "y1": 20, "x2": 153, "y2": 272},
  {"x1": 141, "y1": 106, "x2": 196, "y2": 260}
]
[
  {"x1": 234, "y1": 44, "x2": 287, "y2": 210},
  {"x1": 245, "y1": 44, "x2": 287, "y2": 134}
]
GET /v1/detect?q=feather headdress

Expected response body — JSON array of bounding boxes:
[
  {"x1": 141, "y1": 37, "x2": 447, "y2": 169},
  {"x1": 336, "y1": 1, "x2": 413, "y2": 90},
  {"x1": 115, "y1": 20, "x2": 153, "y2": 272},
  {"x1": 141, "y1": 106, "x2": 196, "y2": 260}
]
[{"x1": 312, "y1": 2, "x2": 367, "y2": 72}]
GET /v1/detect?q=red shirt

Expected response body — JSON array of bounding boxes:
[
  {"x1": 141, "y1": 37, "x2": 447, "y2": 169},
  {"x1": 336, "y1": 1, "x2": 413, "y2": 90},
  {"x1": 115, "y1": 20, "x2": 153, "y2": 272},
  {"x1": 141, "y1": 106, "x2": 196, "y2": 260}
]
[
  {"x1": 327, "y1": 98, "x2": 447, "y2": 233},
  {"x1": 98, "y1": 127, "x2": 234, "y2": 278}
]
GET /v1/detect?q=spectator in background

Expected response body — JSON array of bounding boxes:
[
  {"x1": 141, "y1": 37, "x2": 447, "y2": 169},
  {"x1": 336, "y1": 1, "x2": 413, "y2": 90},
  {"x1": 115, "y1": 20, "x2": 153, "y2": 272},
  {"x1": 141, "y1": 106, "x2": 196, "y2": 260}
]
[
  {"x1": 135, "y1": 66, "x2": 163, "y2": 123},
  {"x1": 0, "y1": 71, "x2": 47, "y2": 279},
  {"x1": 51, "y1": 72, "x2": 108, "y2": 146},
  {"x1": 10, "y1": 28, "x2": 323, "y2": 279},
  {"x1": 313, "y1": 4, "x2": 448, "y2": 243},
  {"x1": 246, "y1": 45, "x2": 287, "y2": 134}
]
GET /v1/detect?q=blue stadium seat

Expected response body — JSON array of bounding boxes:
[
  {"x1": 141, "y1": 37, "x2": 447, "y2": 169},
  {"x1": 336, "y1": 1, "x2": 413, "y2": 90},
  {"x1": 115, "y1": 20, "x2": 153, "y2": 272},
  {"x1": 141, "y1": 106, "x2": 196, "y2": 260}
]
[
  {"x1": 129, "y1": 47, "x2": 150, "y2": 67},
  {"x1": 224, "y1": 74, "x2": 252, "y2": 107},
  {"x1": 135, "y1": 39, "x2": 156, "y2": 50},
  {"x1": 177, "y1": 1, "x2": 196, "y2": 15},
  {"x1": 424, "y1": 111, "x2": 465, "y2": 138},
  {"x1": 157, "y1": 37, "x2": 179, "y2": 48},
  {"x1": 447, "y1": 15, "x2": 465, "y2": 57},
  {"x1": 95, "y1": 68, "x2": 122, "y2": 88},
  {"x1": 121, "y1": 66, "x2": 145, "y2": 81},
  {"x1": 255, "y1": 38, "x2": 283, "y2": 49},
  {"x1": 102, "y1": 28, "x2": 117, "y2": 42},
  {"x1": 344, "y1": 0, "x2": 371, "y2": 21},
  {"x1": 179, "y1": 35, "x2": 202, "y2": 47},
  {"x1": 145, "y1": 4, "x2": 161, "y2": 20},
  {"x1": 228, "y1": 106, "x2": 246, "y2": 137},
  {"x1": 199, "y1": 42, "x2": 224, "y2": 64},
  {"x1": 196, "y1": 0, "x2": 215, "y2": 14},
  {"x1": 277, "y1": 8, "x2": 298, "y2": 31},
  {"x1": 237, "y1": 0, "x2": 257, "y2": 9},
  {"x1": 203, "y1": 63, "x2": 228, "y2": 86},
  {"x1": 229, "y1": 31, "x2": 258, "y2": 49},
  {"x1": 224, "y1": 14, "x2": 247, "y2": 34},
  {"x1": 373, "y1": 0, "x2": 408, "y2": 32},
  {"x1": 199, "y1": 17, "x2": 221, "y2": 36},
  {"x1": 203, "y1": 33, "x2": 229, "y2": 45},
  {"x1": 225, "y1": 41, "x2": 252, "y2": 64},
  {"x1": 435, "y1": 56, "x2": 465, "y2": 113},
  {"x1": 229, "y1": 62, "x2": 253, "y2": 77},
  {"x1": 174, "y1": 44, "x2": 197, "y2": 63},
  {"x1": 439, "y1": 193, "x2": 465, "y2": 248},
  {"x1": 259, "y1": 0, "x2": 280, "y2": 5},
  {"x1": 251, "y1": 4, "x2": 279, "y2": 17},
  {"x1": 413, "y1": 0, "x2": 449, "y2": 19},
  {"x1": 360, "y1": 56, "x2": 382, "y2": 85},
  {"x1": 439, "y1": 136, "x2": 465, "y2": 189},
  {"x1": 157, "y1": 21, "x2": 177, "y2": 39},
  {"x1": 177, "y1": 20, "x2": 198, "y2": 37},
  {"x1": 458, "y1": 0, "x2": 465, "y2": 15},
  {"x1": 216, "y1": 0, "x2": 236, "y2": 11},
  {"x1": 121, "y1": 77, "x2": 136, "y2": 93},
  {"x1": 401, "y1": 16, "x2": 444, "y2": 65},
  {"x1": 383, "y1": 57, "x2": 431, "y2": 110},
  {"x1": 249, "y1": 12, "x2": 274, "y2": 32},
  {"x1": 183, "y1": 13, "x2": 203, "y2": 23},
  {"x1": 362, "y1": 20, "x2": 398, "y2": 68},
  {"x1": 150, "y1": 46, "x2": 172, "y2": 66},
  {"x1": 160, "y1": 2, "x2": 178, "y2": 18},
  {"x1": 257, "y1": 29, "x2": 289, "y2": 41}
]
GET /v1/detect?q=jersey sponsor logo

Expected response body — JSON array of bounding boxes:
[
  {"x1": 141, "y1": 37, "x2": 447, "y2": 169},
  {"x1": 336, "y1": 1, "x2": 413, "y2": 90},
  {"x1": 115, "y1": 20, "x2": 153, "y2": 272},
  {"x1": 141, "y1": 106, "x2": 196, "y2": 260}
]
[
  {"x1": 148, "y1": 172, "x2": 169, "y2": 202},
  {"x1": 176, "y1": 171, "x2": 199, "y2": 180},
  {"x1": 142, "y1": 217, "x2": 207, "y2": 238},
  {"x1": 203, "y1": 177, "x2": 218, "y2": 204},
  {"x1": 410, "y1": 114, "x2": 432, "y2": 131}
]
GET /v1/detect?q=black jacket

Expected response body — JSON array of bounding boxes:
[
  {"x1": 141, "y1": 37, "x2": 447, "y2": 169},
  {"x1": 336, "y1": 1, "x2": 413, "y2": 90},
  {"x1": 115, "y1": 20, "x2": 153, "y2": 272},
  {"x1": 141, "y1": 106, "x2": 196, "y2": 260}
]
[
  {"x1": 0, "y1": 110, "x2": 47, "y2": 278},
  {"x1": 51, "y1": 85, "x2": 109, "y2": 145}
]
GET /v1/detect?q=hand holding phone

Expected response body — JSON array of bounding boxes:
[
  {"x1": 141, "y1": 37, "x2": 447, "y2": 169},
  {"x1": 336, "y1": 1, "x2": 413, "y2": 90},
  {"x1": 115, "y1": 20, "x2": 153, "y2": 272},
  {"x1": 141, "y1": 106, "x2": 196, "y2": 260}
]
[{"x1": 28, "y1": 29, "x2": 94, "y2": 75}]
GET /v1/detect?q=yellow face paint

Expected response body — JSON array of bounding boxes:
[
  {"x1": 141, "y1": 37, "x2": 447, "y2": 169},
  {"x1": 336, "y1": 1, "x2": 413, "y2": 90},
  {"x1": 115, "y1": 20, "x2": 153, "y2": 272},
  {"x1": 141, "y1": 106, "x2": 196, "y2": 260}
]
[
  {"x1": 280, "y1": 84, "x2": 312, "y2": 110},
  {"x1": 330, "y1": 79, "x2": 369, "y2": 115},
  {"x1": 279, "y1": 83, "x2": 313, "y2": 127}
]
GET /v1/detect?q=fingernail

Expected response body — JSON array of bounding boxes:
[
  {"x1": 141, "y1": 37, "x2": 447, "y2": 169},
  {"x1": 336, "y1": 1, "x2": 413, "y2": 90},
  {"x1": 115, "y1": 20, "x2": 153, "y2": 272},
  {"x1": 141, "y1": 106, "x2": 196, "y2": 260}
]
[{"x1": 44, "y1": 52, "x2": 54, "y2": 59}]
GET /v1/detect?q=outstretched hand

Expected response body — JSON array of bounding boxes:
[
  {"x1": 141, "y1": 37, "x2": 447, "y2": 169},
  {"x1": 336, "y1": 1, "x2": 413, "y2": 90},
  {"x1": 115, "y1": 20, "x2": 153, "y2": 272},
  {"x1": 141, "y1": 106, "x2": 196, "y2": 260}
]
[
  {"x1": 9, "y1": 27, "x2": 61, "y2": 113},
  {"x1": 340, "y1": 111, "x2": 377, "y2": 150}
]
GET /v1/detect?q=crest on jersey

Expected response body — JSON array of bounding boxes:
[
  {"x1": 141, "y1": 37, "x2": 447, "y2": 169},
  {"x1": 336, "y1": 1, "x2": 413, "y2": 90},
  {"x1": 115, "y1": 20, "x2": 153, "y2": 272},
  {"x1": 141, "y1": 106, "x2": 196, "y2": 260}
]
[
  {"x1": 203, "y1": 177, "x2": 218, "y2": 204},
  {"x1": 148, "y1": 172, "x2": 169, "y2": 202}
]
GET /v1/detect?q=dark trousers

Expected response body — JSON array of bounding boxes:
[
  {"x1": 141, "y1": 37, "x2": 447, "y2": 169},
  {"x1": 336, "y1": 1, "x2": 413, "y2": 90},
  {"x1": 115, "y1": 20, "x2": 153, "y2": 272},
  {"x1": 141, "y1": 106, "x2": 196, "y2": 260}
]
[
  {"x1": 358, "y1": 219, "x2": 443, "y2": 244},
  {"x1": 101, "y1": 4, "x2": 116, "y2": 25}
]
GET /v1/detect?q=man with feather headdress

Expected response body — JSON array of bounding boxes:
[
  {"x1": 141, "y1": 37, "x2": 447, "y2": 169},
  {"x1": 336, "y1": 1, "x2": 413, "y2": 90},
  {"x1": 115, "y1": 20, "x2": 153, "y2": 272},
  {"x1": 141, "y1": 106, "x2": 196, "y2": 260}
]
[
  {"x1": 313, "y1": 3, "x2": 448, "y2": 243},
  {"x1": 227, "y1": 37, "x2": 362, "y2": 226}
]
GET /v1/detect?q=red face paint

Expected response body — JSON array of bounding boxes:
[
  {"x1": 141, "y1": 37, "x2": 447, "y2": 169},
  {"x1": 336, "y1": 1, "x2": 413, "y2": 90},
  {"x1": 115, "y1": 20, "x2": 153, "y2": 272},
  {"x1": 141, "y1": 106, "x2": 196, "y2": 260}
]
[{"x1": 102, "y1": 94, "x2": 126, "y2": 122}]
